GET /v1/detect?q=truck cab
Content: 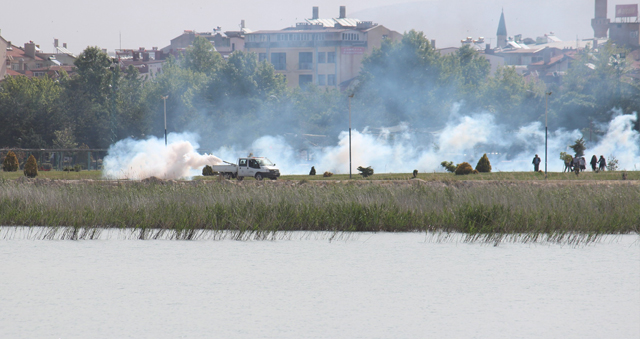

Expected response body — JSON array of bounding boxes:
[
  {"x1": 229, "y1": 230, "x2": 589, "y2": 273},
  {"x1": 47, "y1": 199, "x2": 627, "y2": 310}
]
[{"x1": 237, "y1": 157, "x2": 280, "y2": 180}]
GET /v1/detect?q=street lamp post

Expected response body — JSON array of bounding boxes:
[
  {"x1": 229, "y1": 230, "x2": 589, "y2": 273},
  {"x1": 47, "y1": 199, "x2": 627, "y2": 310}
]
[
  {"x1": 161, "y1": 95, "x2": 169, "y2": 146},
  {"x1": 544, "y1": 91, "x2": 552, "y2": 179},
  {"x1": 348, "y1": 93, "x2": 354, "y2": 179}
]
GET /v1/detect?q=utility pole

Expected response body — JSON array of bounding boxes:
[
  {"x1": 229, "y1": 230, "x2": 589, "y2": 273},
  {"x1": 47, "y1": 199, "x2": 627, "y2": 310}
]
[
  {"x1": 348, "y1": 93, "x2": 354, "y2": 179},
  {"x1": 545, "y1": 91, "x2": 552, "y2": 179},
  {"x1": 161, "y1": 95, "x2": 169, "y2": 146}
]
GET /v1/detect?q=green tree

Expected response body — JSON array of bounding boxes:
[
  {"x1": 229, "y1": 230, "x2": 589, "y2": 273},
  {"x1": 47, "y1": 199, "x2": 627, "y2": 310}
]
[
  {"x1": 182, "y1": 36, "x2": 223, "y2": 75},
  {"x1": 570, "y1": 137, "x2": 586, "y2": 157},
  {"x1": 556, "y1": 42, "x2": 640, "y2": 131},
  {"x1": 0, "y1": 75, "x2": 64, "y2": 147}
]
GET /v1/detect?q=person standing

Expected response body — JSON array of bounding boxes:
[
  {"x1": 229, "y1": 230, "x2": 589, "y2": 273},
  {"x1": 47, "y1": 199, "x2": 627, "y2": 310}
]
[
  {"x1": 580, "y1": 157, "x2": 586, "y2": 172},
  {"x1": 590, "y1": 155, "x2": 598, "y2": 171},
  {"x1": 532, "y1": 154, "x2": 541, "y2": 172},
  {"x1": 572, "y1": 156, "x2": 581, "y2": 175},
  {"x1": 598, "y1": 155, "x2": 607, "y2": 172}
]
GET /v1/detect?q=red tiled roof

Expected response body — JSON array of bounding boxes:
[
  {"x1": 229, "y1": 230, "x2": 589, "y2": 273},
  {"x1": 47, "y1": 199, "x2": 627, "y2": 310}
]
[
  {"x1": 5, "y1": 69, "x2": 33, "y2": 77},
  {"x1": 6, "y1": 46, "x2": 45, "y2": 61}
]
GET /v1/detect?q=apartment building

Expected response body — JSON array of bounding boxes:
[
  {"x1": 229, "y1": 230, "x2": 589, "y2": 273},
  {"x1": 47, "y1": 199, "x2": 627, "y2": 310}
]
[{"x1": 244, "y1": 6, "x2": 401, "y2": 88}]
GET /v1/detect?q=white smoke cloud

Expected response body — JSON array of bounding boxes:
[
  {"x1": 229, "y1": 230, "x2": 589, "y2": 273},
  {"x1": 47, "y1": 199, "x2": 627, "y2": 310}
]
[
  {"x1": 103, "y1": 132, "x2": 222, "y2": 180},
  {"x1": 587, "y1": 112, "x2": 640, "y2": 170},
  {"x1": 102, "y1": 110, "x2": 639, "y2": 179}
]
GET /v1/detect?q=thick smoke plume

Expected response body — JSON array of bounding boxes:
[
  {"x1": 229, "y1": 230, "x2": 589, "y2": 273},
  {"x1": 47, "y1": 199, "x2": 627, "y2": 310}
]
[
  {"x1": 103, "y1": 132, "x2": 222, "y2": 180},
  {"x1": 103, "y1": 110, "x2": 639, "y2": 179}
]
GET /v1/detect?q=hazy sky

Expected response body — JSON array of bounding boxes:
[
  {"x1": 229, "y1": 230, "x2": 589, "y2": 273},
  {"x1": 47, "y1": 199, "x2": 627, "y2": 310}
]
[{"x1": 0, "y1": 0, "x2": 635, "y2": 55}]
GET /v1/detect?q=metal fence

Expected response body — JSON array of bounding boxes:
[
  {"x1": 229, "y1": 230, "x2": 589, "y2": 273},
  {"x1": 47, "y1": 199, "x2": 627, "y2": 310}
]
[{"x1": 0, "y1": 148, "x2": 109, "y2": 171}]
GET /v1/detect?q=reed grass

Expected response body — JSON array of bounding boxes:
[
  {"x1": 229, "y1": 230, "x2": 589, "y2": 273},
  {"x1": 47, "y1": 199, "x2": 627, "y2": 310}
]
[{"x1": 0, "y1": 179, "x2": 638, "y2": 242}]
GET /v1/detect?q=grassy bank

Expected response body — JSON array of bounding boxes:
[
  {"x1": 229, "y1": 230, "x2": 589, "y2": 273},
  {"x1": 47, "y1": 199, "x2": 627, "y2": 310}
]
[
  {"x1": 0, "y1": 179, "x2": 638, "y2": 242},
  {"x1": 1, "y1": 169, "x2": 637, "y2": 182}
]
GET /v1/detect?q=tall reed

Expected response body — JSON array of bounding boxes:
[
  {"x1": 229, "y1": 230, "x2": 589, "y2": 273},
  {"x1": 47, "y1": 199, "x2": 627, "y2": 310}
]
[{"x1": 0, "y1": 180, "x2": 638, "y2": 242}]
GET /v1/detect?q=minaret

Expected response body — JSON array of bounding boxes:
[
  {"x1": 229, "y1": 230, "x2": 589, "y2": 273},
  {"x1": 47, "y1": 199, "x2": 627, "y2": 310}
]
[
  {"x1": 496, "y1": 9, "x2": 507, "y2": 48},
  {"x1": 591, "y1": 0, "x2": 610, "y2": 38}
]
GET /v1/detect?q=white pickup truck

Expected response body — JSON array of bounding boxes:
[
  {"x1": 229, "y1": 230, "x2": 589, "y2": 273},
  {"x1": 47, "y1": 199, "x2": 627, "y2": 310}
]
[{"x1": 211, "y1": 157, "x2": 281, "y2": 181}]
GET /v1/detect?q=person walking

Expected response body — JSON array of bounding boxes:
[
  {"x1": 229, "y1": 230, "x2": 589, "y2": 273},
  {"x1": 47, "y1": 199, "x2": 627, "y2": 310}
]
[
  {"x1": 580, "y1": 157, "x2": 586, "y2": 172},
  {"x1": 590, "y1": 155, "x2": 598, "y2": 171},
  {"x1": 532, "y1": 154, "x2": 541, "y2": 172},
  {"x1": 598, "y1": 155, "x2": 607, "y2": 172}
]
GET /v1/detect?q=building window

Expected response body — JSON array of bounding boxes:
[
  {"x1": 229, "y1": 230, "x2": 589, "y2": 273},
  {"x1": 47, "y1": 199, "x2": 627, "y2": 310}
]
[
  {"x1": 299, "y1": 74, "x2": 313, "y2": 87},
  {"x1": 258, "y1": 53, "x2": 267, "y2": 62},
  {"x1": 299, "y1": 52, "x2": 313, "y2": 70},
  {"x1": 342, "y1": 33, "x2": 360, "y2": 41},
  {"x1": 327, "y1": 52, "x2": 336, "y2": 63},
  {"x1": 317, "y1": 52, "x2": 326, "y2": 63},
  {"x1": 327, "y1": 74, "x2": 336, "y2": 86},
  {"x1": 318, "y1": 74, "x2": 326, "y2": 86},
  {"x1": 271, "y1": 52, "x2": 286, "y2": 70}
]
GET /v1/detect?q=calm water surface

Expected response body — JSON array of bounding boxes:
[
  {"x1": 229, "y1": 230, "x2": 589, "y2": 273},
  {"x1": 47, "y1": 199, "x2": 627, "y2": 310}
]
[{"x1": 1, "y1": 231, "x2": 639, "y2": 339}]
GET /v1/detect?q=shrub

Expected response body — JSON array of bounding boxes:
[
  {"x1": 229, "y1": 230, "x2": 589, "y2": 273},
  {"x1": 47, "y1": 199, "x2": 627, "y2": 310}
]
[
  {"x1": 39, "y1": 163, "x2": 53, "y2": 171},
  {"x1": 607, "y1": 155, "x2": 619, "y2": 171},
  {"x1": 202, "y1": 165, "x2": 214, "y2": 176},
  {"x1": 357, "y1": 166, "x2": 374, "y2": 178},
  {"x1": 73, "y1": 164, "x2": 82, "y2": 172},
  {"x1": 475, "y1": 153, "x2": 492, "y2": 173},
  {"x1": 455, "y1": 162, "x2": 478, "y2": 175},
  {"x1": 2, "y1": 151, "x2": 20, "y2": 172},
  {"x1": 323, "y1": 171, "x2": 333, "y2": 177},
  {"x1": 63, "y1": 166, "x2": 73, "y2": 172},
  {"x1": 441, "y1": 161, "x2": 456, "y2": 173},
  {"x1": 309, "y1": 166, "x2": 316, "y2": 175},
  {"x1": 23, "y1": 155, "x2": 38, "y2": 178}
]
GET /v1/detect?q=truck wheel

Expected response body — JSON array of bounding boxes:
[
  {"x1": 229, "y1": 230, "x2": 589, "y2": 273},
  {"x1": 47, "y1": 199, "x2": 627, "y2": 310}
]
[
  {"x1": 237, "y1": 176, "x2": 244, "y2": 181},
  {"x1": 255, "y1": 173, "x2": 263, "y2": 181},
  {"x1": 223, "y1": 173, "x2": 231, "y2": 180}
]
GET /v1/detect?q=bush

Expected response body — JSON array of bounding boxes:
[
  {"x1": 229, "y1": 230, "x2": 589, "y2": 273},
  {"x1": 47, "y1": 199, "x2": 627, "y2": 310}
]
[
  {"x1": 202, "y1": 165, "x2": 214, "y2": 176},
  {"x1": 455, "y1": 162, "x2": 478, "y2": 175},
  {"x1": 63, "y1": 166, "x2": 73, "y2": 172},
  {"x1": 23, "y1": 155, "x2": 38, "y2": 178},
  {"x1": 309, "y1": 166, "x2": 316, "y2": 175},
  {"x1": 357, "y1": 166, "x2": 374, "y2": 178},
  {"x1": 39, "y1": 163, "x2": 53, "y2": 171},
  {"x1": 475, "y1": 153, "x2": 492, "y2": 173},
  {"x1": 73, "y1": 164, "x2": 82, "y2": 172},
  {"x1": 441, "y1": 161, "x2": 456, "y2": 173},
  {"x1": 323, "y1": 171, "x2": 333, "y2": 177},
  {"x1": 607, "y1": 155, "x2": 619, "y2": 172},
  {"x1": 2, "y1": 151, "x2": 20, "y2": 172}
]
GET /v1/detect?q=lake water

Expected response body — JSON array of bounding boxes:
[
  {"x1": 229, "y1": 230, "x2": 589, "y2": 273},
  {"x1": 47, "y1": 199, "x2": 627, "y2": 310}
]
[{"x1": 1, "y1": 231, "x2": 639, "y2": 339}]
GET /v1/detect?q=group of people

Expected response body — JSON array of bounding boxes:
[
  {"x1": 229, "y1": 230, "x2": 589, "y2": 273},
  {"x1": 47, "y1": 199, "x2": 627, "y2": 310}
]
[
  {"x1": 533, "y1": 154, "x2": 608, "y2": 173},
  {"x1": 558, "y1": 154, "x2": 607, "y2": 173}
]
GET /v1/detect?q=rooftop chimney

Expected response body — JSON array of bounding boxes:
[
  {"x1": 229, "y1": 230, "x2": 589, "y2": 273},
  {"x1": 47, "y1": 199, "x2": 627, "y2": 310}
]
[
  {"x1": 241, "y1": 20, "x2": 245, "y2": 29},
  {"x1": 63, "y1": 43, "x2": 67, "y2": 49},
  {"x1": 312, "y1": 6, "x2": 319, "y2": 19},
  {"x1": 431, "y1": 39, "x2": 436, "y2": 49},
  {"x1": 24, "y1": 41, "x2": 36, "y2": 58},
  {"x1": 339, "y1": 6, "x2": 346, "y2": 19},
  {"x1": 54, "y1": 39, "x2": 59, "y2": 48}
]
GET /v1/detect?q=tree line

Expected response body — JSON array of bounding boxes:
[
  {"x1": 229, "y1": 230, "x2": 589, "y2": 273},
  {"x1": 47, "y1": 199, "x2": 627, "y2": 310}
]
[{"x1": 1, "y1": 30, "x2": 638, "y2": 151}]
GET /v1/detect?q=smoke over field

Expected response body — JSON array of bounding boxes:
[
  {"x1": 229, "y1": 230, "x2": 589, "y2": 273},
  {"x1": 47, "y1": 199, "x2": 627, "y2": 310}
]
[
  {"x1": 103, "y1": 132, "x2": 222, "y2": 180},
  {"x1": 102, "y1": 108, "x2": 639, "y2": 179}
]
